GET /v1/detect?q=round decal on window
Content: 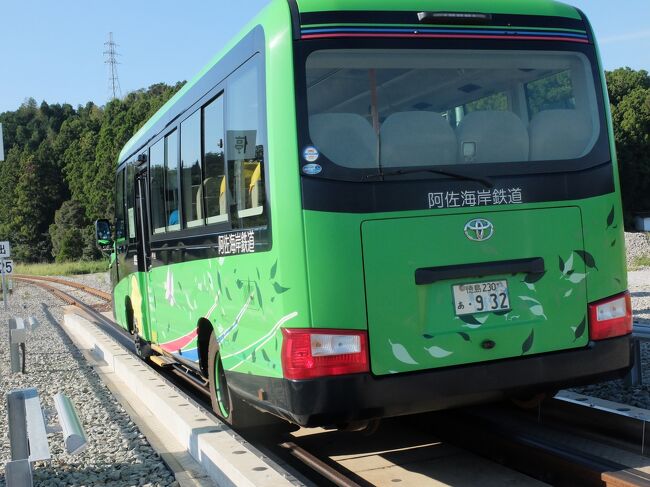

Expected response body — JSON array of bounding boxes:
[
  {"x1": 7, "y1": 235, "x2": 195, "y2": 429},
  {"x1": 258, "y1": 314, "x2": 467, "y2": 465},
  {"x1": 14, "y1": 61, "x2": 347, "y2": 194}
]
[{"x1": 303, "y1": 146, "x2": 320, "y2": 163}]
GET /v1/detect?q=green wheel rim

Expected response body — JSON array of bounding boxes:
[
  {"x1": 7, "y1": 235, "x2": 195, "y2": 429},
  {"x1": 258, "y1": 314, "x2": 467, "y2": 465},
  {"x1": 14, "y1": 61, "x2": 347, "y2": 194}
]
[{"x1": 215, "y1": 354, "x2": 230, "y2": 418}]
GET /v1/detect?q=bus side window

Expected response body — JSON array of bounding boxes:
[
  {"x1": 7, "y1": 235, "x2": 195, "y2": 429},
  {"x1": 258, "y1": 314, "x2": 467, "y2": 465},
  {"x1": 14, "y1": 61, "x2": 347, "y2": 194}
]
[
  {"x1": 226, "y1": 57, "x2": 266, "y2": 229},
  {"x1": 181, "y1": 111, "x2": 203, "y2": 228},
  {"x1": 202, "y1": 95, "x2": 227, "y2": 224},
  {"x1": 115, "y1": 168, "x2": 126, "y2": 243},
  {"x1": 150, "y1": 139, "x2": 166, "y2": 234},
  {"x1": 165, "y1": 130, "x2": 180, "y2": 231}
]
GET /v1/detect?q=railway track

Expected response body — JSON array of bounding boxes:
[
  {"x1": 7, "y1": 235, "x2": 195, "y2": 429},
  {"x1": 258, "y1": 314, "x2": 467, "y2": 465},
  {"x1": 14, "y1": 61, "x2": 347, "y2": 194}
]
[{"x1": 15, "y1": 274, "x2": 650, "y2": 487}]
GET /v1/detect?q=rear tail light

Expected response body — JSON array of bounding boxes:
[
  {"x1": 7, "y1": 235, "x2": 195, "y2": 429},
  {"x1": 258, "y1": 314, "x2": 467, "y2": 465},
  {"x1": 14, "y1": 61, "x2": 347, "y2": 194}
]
[
  {"x1": 281, "y1": 328, "x2": 369, "y2": 379},
  {"x1": 589, "y1": 292, "x2": 632, "y2": 341}
]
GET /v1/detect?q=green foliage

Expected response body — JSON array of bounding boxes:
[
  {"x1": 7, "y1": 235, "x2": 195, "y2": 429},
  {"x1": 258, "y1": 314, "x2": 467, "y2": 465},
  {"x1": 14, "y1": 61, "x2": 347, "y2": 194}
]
[
  {"x1": 49, "y1": 200, "x2": 86, "y2": 262},
  {"x1": 0, "y1": 83, "x2": 182, "y2": 263},
  {"x1": 607, "y1": 69, "x2": 650, "y2": 227},
  {"x1": 526, "y1": 70, "x2": 574, "y2": 117},
  {"x1": 14, "y1": 260, "x2": 108, "y2": 276}
]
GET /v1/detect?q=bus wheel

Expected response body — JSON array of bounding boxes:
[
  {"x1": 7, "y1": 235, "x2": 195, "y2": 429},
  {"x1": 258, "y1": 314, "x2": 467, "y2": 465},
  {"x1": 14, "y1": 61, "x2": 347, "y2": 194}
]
[
  {"x1": 208, "y1": 332, "x2": 235, "y2": 423},
  {"x1": 207, "y1": 332, "x2": 287, "y2": 429}
]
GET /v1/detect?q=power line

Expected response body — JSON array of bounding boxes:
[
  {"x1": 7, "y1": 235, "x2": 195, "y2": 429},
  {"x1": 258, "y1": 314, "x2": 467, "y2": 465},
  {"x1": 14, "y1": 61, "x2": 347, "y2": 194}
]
[{"x1": 103, "y1": 32, "x2": 122, "y2": 101}]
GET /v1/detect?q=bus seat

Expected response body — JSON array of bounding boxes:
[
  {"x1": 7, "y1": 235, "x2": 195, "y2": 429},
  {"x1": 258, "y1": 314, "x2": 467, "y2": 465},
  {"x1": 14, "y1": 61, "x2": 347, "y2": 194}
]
[
  {"x1": 197, "y1": 176, "x2": 226, "y2": 220},
  {"x1": 249, "y1": 163, "x2": 262, "y2": 208},
  {"x1": 529, "y1": 109, "x2": 592, "y2": 161},
  {"x1": 380, "y1": 111, "x2": 457, "y2": 167},
  {"x1": 456, "y1": 111, "x2": 529, "y2": 163},
  {"x1": 309, "y1": 113, "x2": 378, "y2": 168}
]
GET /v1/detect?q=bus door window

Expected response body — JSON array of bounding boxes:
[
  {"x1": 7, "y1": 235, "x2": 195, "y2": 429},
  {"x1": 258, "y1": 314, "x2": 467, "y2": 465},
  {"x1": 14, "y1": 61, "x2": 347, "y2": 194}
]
[
  {"x1": 115, "y1": 168, "x2": 127, "y2": 249},
  {"x1": 150, "y1": 139, "x2": 166, "y2": 234},
  {"x1": 203, "y1": 95, "x2": 227, "y2": 224},
  {"x1": 165, "y1": 130, "x2": 180, "y2": 231},
  {"x1": 126, "y1": 161, "x2": 137, "y2": 241},
  {"x1": 181, "y1": 111, "x2": 203, "y2": 228},
  {"x1": 226, "y1": 57, "x2": 266, "y2": 229}
]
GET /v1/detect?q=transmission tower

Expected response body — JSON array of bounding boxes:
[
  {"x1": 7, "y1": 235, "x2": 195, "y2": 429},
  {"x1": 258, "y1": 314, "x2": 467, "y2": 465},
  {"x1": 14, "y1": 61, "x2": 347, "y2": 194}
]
[{"x1": 104, "y1": 32, "x2": 122, "y2": 100}]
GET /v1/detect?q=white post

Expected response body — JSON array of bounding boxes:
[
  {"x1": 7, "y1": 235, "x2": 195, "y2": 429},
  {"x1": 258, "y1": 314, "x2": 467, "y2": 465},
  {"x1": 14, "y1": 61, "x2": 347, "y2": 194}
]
[{"x1": 2, "y1": 258, "x2": 7, "y2": 311}]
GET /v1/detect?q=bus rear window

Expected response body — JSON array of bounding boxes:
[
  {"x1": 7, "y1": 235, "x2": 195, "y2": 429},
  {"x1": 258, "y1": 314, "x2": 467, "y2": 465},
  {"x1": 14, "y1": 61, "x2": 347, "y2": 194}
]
[{"x1": 305, "y1": 49, "x2": 601, "y2": 169}]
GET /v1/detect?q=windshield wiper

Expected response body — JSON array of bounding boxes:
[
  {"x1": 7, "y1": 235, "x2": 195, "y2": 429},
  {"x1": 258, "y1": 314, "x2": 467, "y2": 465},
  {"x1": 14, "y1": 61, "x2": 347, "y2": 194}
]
[{"x1": 362, "y1": 167, "x2": 494, "y2": 188}]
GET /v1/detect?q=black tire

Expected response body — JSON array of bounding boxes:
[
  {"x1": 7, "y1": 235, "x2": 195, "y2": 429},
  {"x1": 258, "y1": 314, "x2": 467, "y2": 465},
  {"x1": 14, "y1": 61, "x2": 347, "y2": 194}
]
[
  {"x1": 208, "y1": 332, "x2": 234, "y2": 422},
  {"x1": 207, "y1": 331, "x2": 278, "y2": 429}
]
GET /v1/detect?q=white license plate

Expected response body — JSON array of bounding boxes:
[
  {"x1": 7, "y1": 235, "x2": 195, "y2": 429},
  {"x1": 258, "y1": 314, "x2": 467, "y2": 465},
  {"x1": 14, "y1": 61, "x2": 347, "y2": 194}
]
[{"x1": 453, "y1": 280, "x2": 511, "y2": 316}]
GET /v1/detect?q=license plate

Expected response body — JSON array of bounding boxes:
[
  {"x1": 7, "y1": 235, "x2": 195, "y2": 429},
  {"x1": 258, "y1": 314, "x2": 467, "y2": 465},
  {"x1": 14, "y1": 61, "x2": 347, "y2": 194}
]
[{"x1": 453, "y1": 280, "x2": 511, "y2": 316}]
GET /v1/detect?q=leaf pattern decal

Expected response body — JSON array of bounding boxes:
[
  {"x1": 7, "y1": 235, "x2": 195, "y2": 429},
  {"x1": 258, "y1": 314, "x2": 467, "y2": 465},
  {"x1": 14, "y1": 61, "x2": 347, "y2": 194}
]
[
  {"x1": 225, "y1": 288, "x2": 232, "y2": 300},
  {"x1": 522, "y1": 329, "x2": 534, "y2": 355},
  {"x1": 607, "y1": 206, "x2": 615, "y2": 228},
  {"x1": 573, "y1": 317, "x2": 586, "y2": 342},
  {"x1": 562, "y1": 254, "x2": 574, "y2": 276},
  {"x1": 424, "y1": 345, "x2": 453, "y2": 358},
  {"x1": 611, "y1": 240, "x2": 616, "y2": 247},
  {"x1": 519, "y1": 296, "x2": 547, "y2": 319},
  {"x1": 574, "y1": 250, "x2": 598, "y2": 270},
  {"x1": 493, "y1": 310, "x2": 510, "y2": 316},
  {"x1": 256, "y1": 268, "x2": 261, "y2": 280},
  {"x1": 255, "y1": 282, "x2": 263, "y2": 310},
  {"x1": 559, "y1": 256, "x2": 565, "y2": 273},
  {"x1": 564, "y1": 289, "x2": 573, "y2": 298},
  {"x1": 423, "y1": 334, "x2": 435, "y2": 339},
  {"x1": 568, "y1": 273, "x2": 587, "y2": 284},
  {"x1": 236, "y1": 279, "x2": 243, "y2": 289},
  {"x1": 460, "y1": 315, "x2": 481, "y2": 325},
  {"x1": 524, "y1": 271, "x2": 546, "y2": 284},
  {"x1": 261, "y1": 349, "x2": 271, "y2": 362},
  {"x1": 389, "y1": 340, "x2": 418, "y2": 365},
  {"x1": 458, "y1": 332, "x2": 471, "y2": 342},
  {"x1": 270, "y1": 260, "x2": 278, "y2": 279},
  {"x1": 273, "y1": 282, "x2": 290, "y2": 294},
  {"x1": 217, "y1": 270, "x2": 222, "y2": 291},
  {"x1": 232, "y1": 330, "x2": 239, "y2": 342}
]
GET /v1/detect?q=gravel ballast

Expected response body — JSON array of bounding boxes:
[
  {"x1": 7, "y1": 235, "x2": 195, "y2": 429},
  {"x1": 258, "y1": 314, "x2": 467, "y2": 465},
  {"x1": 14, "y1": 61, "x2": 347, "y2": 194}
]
[{"x1": 0, "y1": 279, "x2": 177, "y2": 487}]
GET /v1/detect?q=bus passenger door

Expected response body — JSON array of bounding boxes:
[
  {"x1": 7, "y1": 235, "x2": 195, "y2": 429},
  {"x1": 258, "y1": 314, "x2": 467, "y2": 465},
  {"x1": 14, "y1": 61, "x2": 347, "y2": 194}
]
[{"x1": 132, "y1": 164, "x2": 153, "y2": 345}]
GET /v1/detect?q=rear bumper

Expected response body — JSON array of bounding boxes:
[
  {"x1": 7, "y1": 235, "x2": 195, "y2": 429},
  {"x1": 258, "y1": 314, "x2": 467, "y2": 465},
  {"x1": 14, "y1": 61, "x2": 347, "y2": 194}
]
[{"x1": 228, "y1": 335, "x2": 633, "y2": 427}]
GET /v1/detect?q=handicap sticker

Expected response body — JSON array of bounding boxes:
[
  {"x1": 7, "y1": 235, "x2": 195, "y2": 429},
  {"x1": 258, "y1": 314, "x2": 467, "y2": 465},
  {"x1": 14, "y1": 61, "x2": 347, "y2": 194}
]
[
  {"x1": 302, "y1": 163, "x2": 322, "y2": 175},
  {"x1": 303, "y1": 146, "x2": 320, "y2": 163}
]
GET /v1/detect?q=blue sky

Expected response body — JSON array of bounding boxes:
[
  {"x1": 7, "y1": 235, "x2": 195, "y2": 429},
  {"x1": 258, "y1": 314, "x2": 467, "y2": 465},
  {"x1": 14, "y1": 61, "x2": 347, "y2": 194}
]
[{"x1": 0, "y1": 0, "x2": 648, "y2": 113}]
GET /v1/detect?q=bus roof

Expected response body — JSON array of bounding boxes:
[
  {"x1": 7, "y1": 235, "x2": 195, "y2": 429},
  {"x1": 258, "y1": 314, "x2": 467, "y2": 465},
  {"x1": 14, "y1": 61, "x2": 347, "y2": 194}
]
[{"x1": 118, "y1": 0, "x2": 582, "y2": 164}]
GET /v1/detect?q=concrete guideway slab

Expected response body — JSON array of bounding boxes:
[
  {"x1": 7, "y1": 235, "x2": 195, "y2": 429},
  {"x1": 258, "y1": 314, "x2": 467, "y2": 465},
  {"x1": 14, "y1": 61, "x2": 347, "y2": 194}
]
[{"x1": 61, "y1": 308, "x2": 303, "y2": 487}]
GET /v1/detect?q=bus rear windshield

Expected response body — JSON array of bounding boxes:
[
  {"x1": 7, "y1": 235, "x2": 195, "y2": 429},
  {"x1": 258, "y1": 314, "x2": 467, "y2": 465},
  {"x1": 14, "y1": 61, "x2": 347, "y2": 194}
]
[{"x1": 305, "y1": 49, "x2": 602, "y2": 172}]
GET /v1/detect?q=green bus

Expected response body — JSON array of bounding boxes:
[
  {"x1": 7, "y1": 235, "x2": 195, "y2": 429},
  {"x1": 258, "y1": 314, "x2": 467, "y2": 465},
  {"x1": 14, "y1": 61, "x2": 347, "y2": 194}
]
[{"x1": 97, "y1": 0, "x2": 633, "y2": 428}]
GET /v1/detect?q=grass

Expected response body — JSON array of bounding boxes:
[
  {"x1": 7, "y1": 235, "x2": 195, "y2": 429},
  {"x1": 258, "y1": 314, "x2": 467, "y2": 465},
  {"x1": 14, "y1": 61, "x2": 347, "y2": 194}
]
[{"x1": 14, "y1": 260, "x2": 108, "y2": 276}]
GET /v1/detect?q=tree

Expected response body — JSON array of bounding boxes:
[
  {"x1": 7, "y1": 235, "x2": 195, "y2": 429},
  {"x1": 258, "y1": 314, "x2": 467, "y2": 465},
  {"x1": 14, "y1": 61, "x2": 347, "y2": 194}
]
[{"x1": 607, "y1": 69, "x2": 650, "y2": 226}]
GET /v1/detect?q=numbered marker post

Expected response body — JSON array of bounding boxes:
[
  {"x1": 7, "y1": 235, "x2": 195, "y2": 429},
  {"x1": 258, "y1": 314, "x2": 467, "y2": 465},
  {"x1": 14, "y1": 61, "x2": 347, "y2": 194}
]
[{"x1": 0, "y1": 242, "x2": 12, "y2": 311}]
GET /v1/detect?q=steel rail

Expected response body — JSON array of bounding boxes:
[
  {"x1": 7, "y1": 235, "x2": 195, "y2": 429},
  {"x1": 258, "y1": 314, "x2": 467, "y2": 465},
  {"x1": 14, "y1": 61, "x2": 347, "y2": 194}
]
[{"x1": 13, "y1": 274, "x2": 112, "y2": 301}]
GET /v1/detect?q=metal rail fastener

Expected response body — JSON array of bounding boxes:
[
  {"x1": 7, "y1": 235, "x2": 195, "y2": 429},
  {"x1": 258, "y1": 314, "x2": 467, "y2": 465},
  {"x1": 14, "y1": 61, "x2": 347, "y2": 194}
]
[{"x1": 9, "y1": 317, "x2": 27, "y2": 374}]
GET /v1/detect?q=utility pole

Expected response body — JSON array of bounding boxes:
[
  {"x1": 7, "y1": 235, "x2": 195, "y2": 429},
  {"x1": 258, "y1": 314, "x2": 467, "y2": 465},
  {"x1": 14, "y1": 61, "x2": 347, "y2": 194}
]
[{"x1": 104, "y1": 32, "x2": 122, "y2": 101}]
